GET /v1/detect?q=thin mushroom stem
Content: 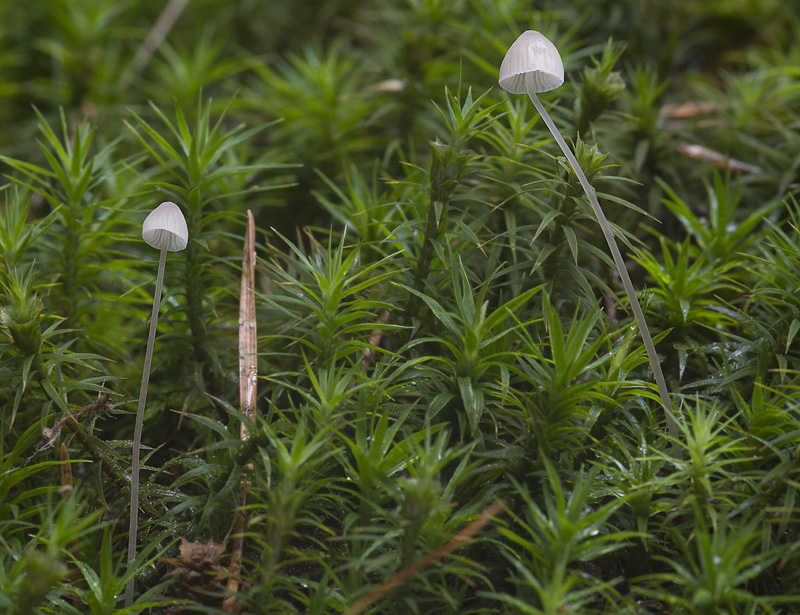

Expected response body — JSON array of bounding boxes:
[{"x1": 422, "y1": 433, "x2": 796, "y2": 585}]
[
  {"x1": 528, "y1": 88, "x2": 679, "y2": 443},
  {"x1": 126, "y1": 235, "x2": 168, "y2": 606}
]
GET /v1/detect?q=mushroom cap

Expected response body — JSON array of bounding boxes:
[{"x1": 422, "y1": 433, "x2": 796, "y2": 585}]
[
  {"x1": 499, "y1": 30, "x2": 564, "y2": 94},
  {"x1": 142, "y1": 201, "x2": 188, "y2": 252}
]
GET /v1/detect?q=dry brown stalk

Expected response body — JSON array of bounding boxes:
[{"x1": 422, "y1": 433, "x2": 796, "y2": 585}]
[
  {"x1": 223, "y1": 210, "x2": 258, "y2": 614},
  {"x1": 343, "y1": 500, "x2": 507, "y2": 615},
  {"x1": 361, "y1": 308, "x2": 391, "y2": 369},
  {"x1": 132, "y1": 0, "x2": 190, "y2": 73},
  {"x1": 59, "y1": 443, "x2": 83, "y2": 601},
  {"x1": 659, "y1": 101, "x2": 718, "y2": 119},
  {"x1": 677, "y1": 142, "x2": 763, "y2": 175},
  {"x1": 58, "y1": 442, "x2": 73, "y2": 497}
]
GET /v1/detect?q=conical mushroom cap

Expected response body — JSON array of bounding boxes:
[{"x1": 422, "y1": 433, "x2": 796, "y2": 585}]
[
  {"x1": 142, "y1": 201, "x2": 188, "y2": 252},
  {"x1": 499, "y1": 30, "x2": 564, "y2": 94}
]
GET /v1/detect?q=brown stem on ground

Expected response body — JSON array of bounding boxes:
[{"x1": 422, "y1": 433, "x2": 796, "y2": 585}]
[
  {"x1": 223, "y1": 210, "x2": 258, "y2": 614},
  {"x1": 133, "y1": 0, "x2": 190, "y2": 73},
  {"x1": 343, "y1": 500, "x2": 507, "y2": 615}
]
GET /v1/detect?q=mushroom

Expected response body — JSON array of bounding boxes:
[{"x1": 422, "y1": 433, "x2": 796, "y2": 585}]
[
  {"x1": 499, "y1": 31, "x2": 678, "y2": 441},
  {"x1": 126, "y1": 201, "x2": 188, "y2": 605}
]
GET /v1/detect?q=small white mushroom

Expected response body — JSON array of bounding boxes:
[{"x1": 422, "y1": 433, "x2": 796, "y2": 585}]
[
  {"x1": 142, "y1": 200, "x2": 189, "y2": 252},
  {"x1": 126, "y1": 201, "x2": 188, "y2": 606},
  {"x1": 499, "y1": 31, "x2": 679, "y2": 442},
  {"x1": 499, "y1": 30, "x2": 564, "y2": 95}
]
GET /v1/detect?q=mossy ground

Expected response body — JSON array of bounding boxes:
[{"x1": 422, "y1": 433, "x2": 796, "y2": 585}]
[{"x1": 1, "y1": 1, "x2": 800, "y2": 613}]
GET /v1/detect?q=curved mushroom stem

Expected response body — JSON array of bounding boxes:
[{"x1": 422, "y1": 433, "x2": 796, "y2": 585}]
[
  {"x1": 527, "y1": 87, "x2": 679, "y2": 444},
  {"x1": 126, "y1": 236, "x2": 168, "y2": 606}
]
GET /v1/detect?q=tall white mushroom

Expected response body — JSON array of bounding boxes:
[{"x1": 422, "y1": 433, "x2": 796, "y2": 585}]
[
  {"x1": 499, "y1": 31, "x2": 678, "y2": 441},
  {"x1": 126, "y1": 201, "x2": 188, "y2": 606}
]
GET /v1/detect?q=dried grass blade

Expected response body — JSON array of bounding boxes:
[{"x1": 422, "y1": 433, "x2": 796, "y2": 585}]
[
  {"x1": 223, "y1": 209, "x2": 258, "y2": 614},
  {"x1": 343, "y1": 500, "x2": 507, "y2": 615}
]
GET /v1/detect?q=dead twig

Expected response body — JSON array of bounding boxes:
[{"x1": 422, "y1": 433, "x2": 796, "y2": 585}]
[
  {"x1": 135, "y1": 0, "x2": 190, "y2": 72},
  {"x1": 343, "y1": 500, "x2": 507, "y2": 615},
  {"x1": 223, "y1": 210, "x2": 258, "y2": 614},
  {"x1": 676, "y1": 142, "x2": 763, "y2": 175}
]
